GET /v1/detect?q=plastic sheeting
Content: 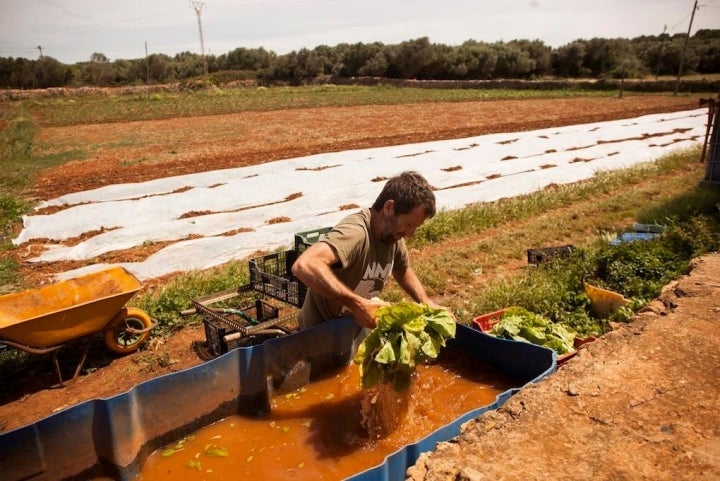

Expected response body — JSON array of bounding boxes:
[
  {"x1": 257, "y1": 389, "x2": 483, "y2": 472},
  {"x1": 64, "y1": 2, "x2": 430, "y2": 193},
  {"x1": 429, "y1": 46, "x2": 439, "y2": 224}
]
[
  {"x1": 0, "y1": 319, "x2": 555, "y2": 481},
  {"x1": 13, "y1": 109, "x2": 706, "y2": 282}
]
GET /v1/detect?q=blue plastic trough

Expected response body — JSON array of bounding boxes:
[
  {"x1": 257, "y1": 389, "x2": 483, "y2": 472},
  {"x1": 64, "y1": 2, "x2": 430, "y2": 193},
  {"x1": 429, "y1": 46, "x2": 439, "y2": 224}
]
[{"x1": 0, "y1": 317, "x2": 556, "y2": 481}]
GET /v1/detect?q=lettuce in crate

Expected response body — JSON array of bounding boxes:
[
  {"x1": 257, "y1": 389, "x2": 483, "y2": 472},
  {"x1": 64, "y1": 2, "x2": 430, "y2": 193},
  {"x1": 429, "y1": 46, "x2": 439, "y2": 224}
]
[{"x1": 490, "y1": 306, "x2": 576, "y2": 354}]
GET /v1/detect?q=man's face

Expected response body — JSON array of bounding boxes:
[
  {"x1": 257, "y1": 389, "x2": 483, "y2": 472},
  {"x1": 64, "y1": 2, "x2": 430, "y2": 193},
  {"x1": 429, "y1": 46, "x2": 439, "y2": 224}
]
[{"x1": 377, "y1": 203, "x2": 427, "y2": 244}]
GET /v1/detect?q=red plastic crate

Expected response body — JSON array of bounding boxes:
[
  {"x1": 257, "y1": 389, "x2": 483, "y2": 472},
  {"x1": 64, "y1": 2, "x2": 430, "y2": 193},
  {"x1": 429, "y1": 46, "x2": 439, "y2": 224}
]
[
  {"x1": 472, "y1": 308, "x2": 507, "y2": 332},
  {"x1": 472, "y1": 308, "x2": 596, "y2": 366}
]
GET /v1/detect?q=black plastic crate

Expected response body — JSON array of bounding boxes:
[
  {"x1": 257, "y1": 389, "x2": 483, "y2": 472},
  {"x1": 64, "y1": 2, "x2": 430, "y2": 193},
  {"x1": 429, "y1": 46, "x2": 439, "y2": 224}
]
[
  {"x1": 203, "y1": 298, "x2": 280, "y2": 356},
  {"x1": 294, "y1": 226, "x2": 332, "y2": 253},
  {"x1": 632, "y1": 223, "x2": 665, "y2": 234},
  {"x1": 526, "y1": 244, "x2": 575, "y2": 265},
  {"x1": 249, "y1": 249, "x2": 307, "y2": 307}
]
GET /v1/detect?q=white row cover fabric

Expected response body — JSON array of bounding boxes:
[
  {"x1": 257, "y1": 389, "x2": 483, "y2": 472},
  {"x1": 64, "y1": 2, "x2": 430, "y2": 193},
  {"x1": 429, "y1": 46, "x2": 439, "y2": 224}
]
[{"x1": 15, "y1": 108, "x2": 707, "y2": 281}]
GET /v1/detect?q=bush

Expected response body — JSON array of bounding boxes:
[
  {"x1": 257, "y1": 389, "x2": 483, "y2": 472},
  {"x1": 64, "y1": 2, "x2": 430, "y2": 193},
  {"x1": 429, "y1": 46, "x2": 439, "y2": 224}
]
[{"x1": 470, "y1": 214, "x2": 720, "y2": 338}]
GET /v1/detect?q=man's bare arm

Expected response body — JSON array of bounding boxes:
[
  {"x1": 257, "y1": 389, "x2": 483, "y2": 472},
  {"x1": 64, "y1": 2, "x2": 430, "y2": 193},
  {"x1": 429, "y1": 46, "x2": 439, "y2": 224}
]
[
  {"x1": 392, "y1": 266, "x2": 432, "y2": 304},
  {"x1": 292, "y1": 243, "x2": 384, "y2": 328},
  {"x1": 393, "y1": 267, "x2": 451, "y2": 314}
]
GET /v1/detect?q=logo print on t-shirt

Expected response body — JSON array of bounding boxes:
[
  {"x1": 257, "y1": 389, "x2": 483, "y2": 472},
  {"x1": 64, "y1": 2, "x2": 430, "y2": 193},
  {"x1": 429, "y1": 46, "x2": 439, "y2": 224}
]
[
  {"x1": 354, "y1": 261, "x2": 392, "y2": 299},
  {"x1": 363, "y1": 262, "x2": 392, "y2": 280}
]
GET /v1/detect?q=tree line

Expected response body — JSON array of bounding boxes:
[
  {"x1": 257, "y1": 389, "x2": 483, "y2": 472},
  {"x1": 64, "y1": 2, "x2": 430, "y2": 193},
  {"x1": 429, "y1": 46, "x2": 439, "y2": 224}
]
[{"x1": 1, "y1": 30, "x2": 719, "y2": 90}]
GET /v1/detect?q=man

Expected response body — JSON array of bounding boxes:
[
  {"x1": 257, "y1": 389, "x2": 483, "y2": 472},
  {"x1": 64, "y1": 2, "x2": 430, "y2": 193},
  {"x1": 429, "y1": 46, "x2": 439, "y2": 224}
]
[{"x1": 292, "y1": 171, "x2": 445, "y2": 329}]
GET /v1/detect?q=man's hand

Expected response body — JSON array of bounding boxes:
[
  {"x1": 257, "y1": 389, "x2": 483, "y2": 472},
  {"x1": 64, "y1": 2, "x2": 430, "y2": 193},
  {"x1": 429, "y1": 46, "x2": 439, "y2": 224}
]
[
  {"x1": 393, "y1": 267, "x2": 456, "y2": 321},
  {"x1": 350, "y1": 297, "x2": 391, "y2": 329},
  {"x1": 425, "y1": 299, "x2": 457, "y2": 322}
]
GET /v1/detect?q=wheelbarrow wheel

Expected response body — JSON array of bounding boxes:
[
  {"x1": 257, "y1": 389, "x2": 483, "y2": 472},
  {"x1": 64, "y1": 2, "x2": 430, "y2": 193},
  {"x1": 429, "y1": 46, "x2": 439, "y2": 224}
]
[{"x1": 104, "y1": 307, "x2": 153, "y2": 354}]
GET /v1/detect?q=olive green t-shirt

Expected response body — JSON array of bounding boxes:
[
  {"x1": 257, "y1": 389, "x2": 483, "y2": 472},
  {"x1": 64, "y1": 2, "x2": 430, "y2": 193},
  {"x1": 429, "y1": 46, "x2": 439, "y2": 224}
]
[{"x1": 297, "y1": 208, "x2": 410, "y2": 328}]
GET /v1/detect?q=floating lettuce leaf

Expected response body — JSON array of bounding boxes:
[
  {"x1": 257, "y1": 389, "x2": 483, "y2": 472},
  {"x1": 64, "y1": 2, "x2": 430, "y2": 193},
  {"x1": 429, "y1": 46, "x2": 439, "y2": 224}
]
[
  {"x1": 204, "y1": 443, "x2": 229, "y2": 457},
  {"x1": 354, "y1": 301, "x2": 456, "y2": 391}
]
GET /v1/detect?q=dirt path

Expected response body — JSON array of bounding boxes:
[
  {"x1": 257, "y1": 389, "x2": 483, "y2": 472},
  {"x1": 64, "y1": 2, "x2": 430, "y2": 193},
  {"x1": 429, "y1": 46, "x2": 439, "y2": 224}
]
[
  {"x1": 408, "y1": 253, "x2": 720, "y2": 481},
  {"x1": 1, "y1": 92, "x2": 718, "y2": 481}
]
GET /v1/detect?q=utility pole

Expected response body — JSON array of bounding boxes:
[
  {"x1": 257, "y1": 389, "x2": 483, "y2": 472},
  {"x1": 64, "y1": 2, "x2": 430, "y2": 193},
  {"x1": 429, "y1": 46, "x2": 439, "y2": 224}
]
[
  {"x1": 145, "y1": 41, "x2": 151, "y2": 85},
  {"x1": 37, "y1": 45, "x2": 43, "y2": 59},
  {"x1": 655, "y1": 24, "x2": 667, "y2": 80},
  {"x1": 674, "y1": 0, "x2": 699, "y2": 95},
  {"x1": 190, "y1": 1, "x2": 209, "y2": 77}
]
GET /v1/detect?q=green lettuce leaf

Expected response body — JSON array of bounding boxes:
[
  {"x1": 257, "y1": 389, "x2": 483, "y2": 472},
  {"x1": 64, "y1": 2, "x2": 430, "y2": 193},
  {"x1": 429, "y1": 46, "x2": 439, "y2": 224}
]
[
  {"x1": 354, "y1": 301, "x2": 456, "y2": 391},
  {"x1": 489, "y1": 307, "x2": 576, "y2": 355},
  {"x1": 374, "y1": 339, "x2": 396, "y2": 364}
]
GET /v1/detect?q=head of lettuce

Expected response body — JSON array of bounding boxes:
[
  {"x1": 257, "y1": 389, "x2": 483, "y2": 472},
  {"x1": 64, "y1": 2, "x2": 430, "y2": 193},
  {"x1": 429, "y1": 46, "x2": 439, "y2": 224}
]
[{"x1": 353, "y1": 301, "x2": 457, "y2": 391}]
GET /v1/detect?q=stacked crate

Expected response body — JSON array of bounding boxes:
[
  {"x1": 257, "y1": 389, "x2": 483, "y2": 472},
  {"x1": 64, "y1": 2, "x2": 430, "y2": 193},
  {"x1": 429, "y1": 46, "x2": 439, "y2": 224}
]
[
  {"x1": 249, "y1": 227, "x2": 331, "y2": 307},
  {"x1": 199, "y1": 227, "x2": 331, "y2": 355}
]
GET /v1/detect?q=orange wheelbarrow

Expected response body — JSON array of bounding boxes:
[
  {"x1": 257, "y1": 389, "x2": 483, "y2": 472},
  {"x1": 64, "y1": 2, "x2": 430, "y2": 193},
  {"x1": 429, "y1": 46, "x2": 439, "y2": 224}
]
[{"x1": 0, "y1": 266, "x2": 155, "y2": 385}]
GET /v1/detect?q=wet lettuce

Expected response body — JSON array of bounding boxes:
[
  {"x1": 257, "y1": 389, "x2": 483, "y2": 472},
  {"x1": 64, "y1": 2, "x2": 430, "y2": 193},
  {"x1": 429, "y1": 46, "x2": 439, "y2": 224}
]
[
  {"x1": 490, "y1": 306, "x2": 576, "y2": 354},
  {"x1": 353, "y1": 301, "x2": 456, "y2": 391}
]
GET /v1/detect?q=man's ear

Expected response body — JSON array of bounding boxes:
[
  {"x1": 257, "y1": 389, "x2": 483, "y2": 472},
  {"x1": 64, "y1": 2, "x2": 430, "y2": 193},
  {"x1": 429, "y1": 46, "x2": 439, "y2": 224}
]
[{"x1": 383, "y1": 199, "x2": 395, "y2": 215}]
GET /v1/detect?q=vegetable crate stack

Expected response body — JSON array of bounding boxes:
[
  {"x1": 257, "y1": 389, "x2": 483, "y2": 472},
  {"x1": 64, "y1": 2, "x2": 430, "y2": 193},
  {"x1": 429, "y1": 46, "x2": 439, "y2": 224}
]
[
  {"x1": 248, "y1": 250, "x2": 307, "y2": 307},
  {"x1": 294, "y1": 227, "x2": 332, "y2": 254},
  {"x1": 249, "y1": 227, "x2": 331, "y2": 308},
  {"x1": 193, "y1": 284, "x2": 283, "y2": 356}
]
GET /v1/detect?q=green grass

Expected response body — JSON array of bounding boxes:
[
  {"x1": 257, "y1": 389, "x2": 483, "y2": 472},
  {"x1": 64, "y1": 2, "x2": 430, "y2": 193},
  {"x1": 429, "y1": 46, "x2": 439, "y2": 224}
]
[
  {"x1": 464, "y1": 212, "x2": 720, "y2": 338},
  {"x1": 379, "y1": 147, "x2": 720, "y2": 332},
  {"x1": 132, "y1": 260, "x2": 252, "y2": 337},
  {"x1": 410, "y1": 146, "x2": 703, "y2": 248},
  {"x1": 0, "y1": 105, "x2": 39, "y2": 189},
  {"x1": 23, "y1": 85, "x2": 618, "y2": 127},
  {"x1": 0, "y1": 105, "x2": 34, "y2": 290}
]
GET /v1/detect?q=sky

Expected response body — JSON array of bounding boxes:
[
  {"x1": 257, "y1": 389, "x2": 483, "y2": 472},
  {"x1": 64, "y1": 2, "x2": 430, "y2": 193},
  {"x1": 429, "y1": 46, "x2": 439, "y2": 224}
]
[
  {"x1": 0, "y1": 0, "x2": 718, "y2": 64},
  {"x1": 13, "y1": 108, "x2": 706, "y2": 282}
]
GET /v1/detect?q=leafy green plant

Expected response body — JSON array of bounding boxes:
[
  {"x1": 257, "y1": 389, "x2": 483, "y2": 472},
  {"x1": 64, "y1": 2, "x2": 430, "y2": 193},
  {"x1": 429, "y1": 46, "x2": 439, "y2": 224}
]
[
  {"x1": 354, "y1": 302, "x2": 456, "y2": 391},
  {"x1": 589, "y1": 218, "x2": 719, "y2": 300},
  {"x1": 590, "y1": 240, "x2": 686, "y2": 299},
  {"x1": 464, "y1": 212, "x2": 720, "y2": 338},
  {"x1": 489, "y1": 307, "x2": 576, "y2": 354}
]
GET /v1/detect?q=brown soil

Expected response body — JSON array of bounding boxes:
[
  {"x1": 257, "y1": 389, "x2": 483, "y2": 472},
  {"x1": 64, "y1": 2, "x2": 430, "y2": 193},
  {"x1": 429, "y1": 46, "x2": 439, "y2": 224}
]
[
  {"x1": 408, "y1": 254, "x2": 720, "y2": 481},
  {"x1": 2, "y1": 93, "x2": 719, "y2": 480}
]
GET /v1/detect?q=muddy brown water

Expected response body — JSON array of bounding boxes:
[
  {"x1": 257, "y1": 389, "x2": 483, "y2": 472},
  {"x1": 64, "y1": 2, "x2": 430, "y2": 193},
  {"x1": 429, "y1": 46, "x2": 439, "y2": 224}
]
[{"x1": 136, "y1": 349, "x2": 517, "y2": 480}]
